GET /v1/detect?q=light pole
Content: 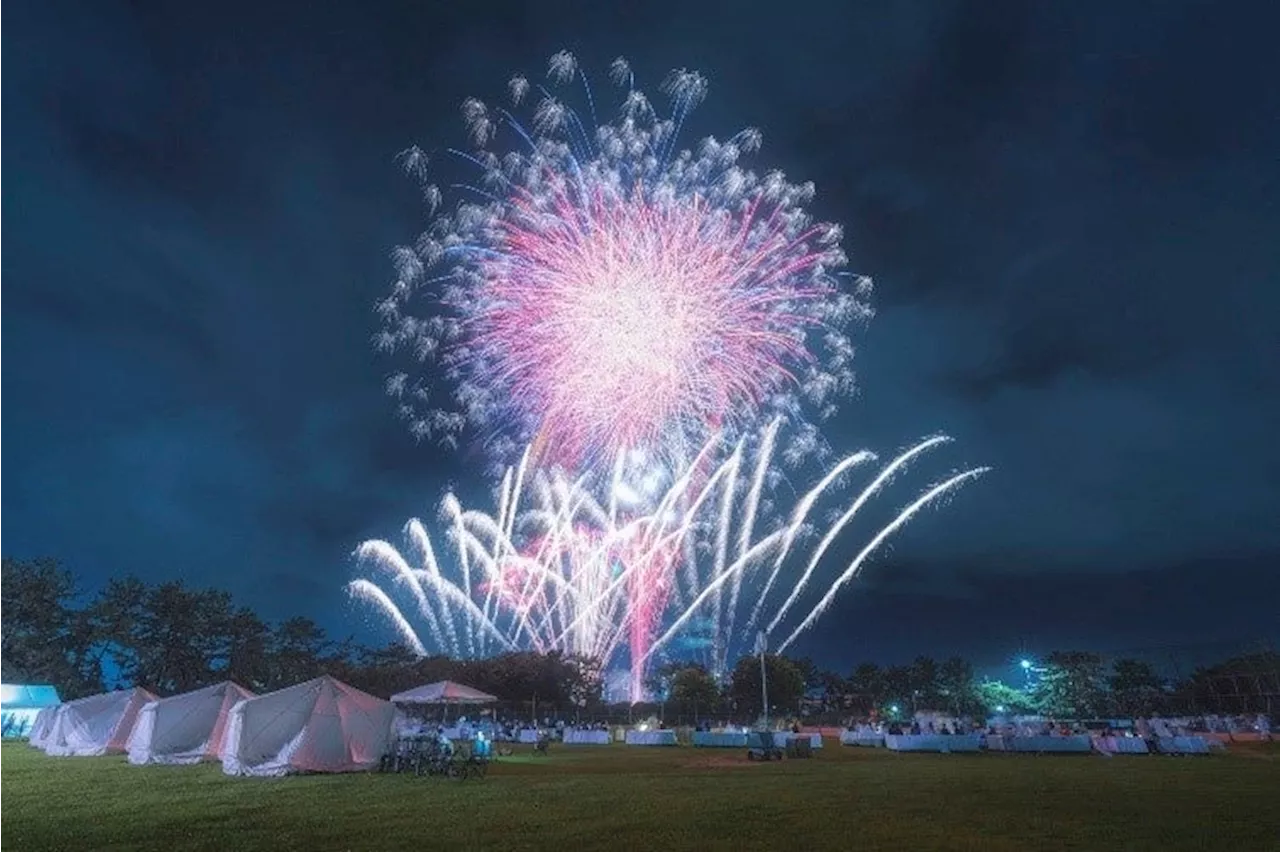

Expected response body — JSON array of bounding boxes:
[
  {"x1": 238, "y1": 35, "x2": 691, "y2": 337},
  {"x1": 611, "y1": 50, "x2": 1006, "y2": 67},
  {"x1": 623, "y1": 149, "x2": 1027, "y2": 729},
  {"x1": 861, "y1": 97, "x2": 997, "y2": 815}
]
[{"x1": 756, "y1": 631, "x2": 769, "y2": 728}]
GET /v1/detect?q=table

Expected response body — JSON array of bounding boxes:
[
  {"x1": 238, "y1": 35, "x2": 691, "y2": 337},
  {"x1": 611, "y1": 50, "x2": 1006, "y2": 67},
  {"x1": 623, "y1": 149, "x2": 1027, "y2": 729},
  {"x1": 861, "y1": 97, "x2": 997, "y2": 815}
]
[
  {"x1": 562, "y1": 729, "x2": 611, "y2": 745},
  {"x1": 1092, "y1": 736, "x2": 1149, "y2": 755},
  {"x1": 884, "y1": 734, "x2": 983, "y2": 753},
  {"x1": 692, "y1": 732, "x2": 749, "y2": 748},
  {"x1": 839, "y1": 730, "x2": 885, "y2": 747},
  {"x1": 625, "y1": 730, "x2": 678, "y2": 746},
  {"x1": 1156, "y1": 736, "x2": 1211, "y2": 755},
  {"x1": 517, "y1": 729, "x2": 541, "y2": 744},
  {"x1": 772, "y1": 732, "x2": 823, "y2": 749},
  {"x1": 987, "y1": 735, "x2": 1092, "y2": 753}
]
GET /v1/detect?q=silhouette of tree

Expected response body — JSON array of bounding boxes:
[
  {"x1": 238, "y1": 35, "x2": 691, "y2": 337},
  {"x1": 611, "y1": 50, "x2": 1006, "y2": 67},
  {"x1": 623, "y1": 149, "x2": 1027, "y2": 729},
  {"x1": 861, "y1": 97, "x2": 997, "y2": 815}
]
[
  {"x1": 846, "y1": 662, "x2": 886, "y2": 714},
  {"x1": 1109, "y1": 659, "x2": 1165, "y2": 716},
  {"x1": 939, "y1": 656, "x2": 981, "y2": 715},
  {"x1": 1, "y1": 557, "x2": 99, "y2": 696},
  {"x1": 1035, "y1": 651, "x2": 1107, "y2": 717},
  {"x1": 669, "y1": 665, "x2": 721, "y2": 716},
  {"x1": 729, "y1": 654, "x2": 804, "y2": 719}
]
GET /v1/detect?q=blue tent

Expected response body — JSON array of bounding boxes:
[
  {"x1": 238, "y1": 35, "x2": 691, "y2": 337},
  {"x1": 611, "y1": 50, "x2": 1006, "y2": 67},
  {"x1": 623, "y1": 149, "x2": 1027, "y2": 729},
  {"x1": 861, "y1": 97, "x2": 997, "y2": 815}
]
[{"x1": 1, "y1": 673, "x2": 62, "y2": 739}]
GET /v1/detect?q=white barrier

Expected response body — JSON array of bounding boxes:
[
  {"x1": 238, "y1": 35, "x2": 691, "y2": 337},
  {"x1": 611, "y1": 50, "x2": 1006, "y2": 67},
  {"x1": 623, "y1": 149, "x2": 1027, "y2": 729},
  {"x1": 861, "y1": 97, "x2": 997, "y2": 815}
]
[
  {"x1": 773, "y1": 732, "x2": 824, "y2": 749},
  {"x1": 562, "y1": 729, "x2": 611, "y2": 745},
  {"x1": 1156, "y1": 736, "x2": 1211, "y2": 755},
  {"x1": 987, "y1": 735, "x2": 1092, "y2": 753},
  {"x1": 1093, "y1": 736, "x2": 1149, "y2": 755},
  {"x1": 626, "y1": 730, "x2": 678, "y2": 746},
  {"x1": 884, "y1": 734, "x2": 982, "y2": 753}
]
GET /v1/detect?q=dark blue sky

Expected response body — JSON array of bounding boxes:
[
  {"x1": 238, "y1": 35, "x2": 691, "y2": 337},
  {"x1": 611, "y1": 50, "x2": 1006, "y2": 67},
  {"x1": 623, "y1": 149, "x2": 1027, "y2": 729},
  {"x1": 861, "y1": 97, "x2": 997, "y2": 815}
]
[{"x1": 4, "y1": 0, "x2": 1278, "y2": 674}]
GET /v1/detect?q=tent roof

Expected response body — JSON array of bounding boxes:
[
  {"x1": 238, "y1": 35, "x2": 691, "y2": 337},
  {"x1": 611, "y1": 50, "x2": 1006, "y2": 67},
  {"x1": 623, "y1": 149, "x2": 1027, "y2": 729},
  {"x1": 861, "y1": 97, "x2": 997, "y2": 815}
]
[
  {"x1": 148, "y1": 680, "x2": 253, "y2": 707},
  {"x1": 1, "y1": 683, "x2": 61, "y2": 708},
  {"x1": 65, "y1": 686, "x2": 156, "y2": 708},
  {"x1": 246, "y1": 674, "x2": 384, "y2": 707},
  {"x1": 390, "y1": 680, "x2": 497, "y2": 704}
]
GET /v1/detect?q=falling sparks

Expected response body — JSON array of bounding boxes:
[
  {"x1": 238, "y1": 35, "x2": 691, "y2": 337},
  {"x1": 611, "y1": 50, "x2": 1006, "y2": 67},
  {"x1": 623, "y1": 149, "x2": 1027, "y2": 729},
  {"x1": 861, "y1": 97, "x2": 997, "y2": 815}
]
[{"x1": 349, "y1": 424, "x2": 988, "y2": 701}]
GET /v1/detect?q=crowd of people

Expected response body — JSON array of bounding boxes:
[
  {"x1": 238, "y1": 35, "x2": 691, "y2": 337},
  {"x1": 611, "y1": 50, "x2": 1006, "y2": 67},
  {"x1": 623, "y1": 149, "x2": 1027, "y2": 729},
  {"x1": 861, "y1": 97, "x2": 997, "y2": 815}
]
[
  {"x1": 392, "y1": 708, "x2": 1272, "y2": 750},
  {"x1": 845, "y1": 711, "x2": 1273, "y2": 747}
]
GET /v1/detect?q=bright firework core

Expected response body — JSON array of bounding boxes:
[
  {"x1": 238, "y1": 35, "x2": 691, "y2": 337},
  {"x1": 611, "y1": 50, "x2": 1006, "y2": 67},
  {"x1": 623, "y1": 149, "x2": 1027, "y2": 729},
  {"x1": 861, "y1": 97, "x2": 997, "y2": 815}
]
[
  {"x1": 477, "y1": 186, "x2": 833, "y2": 459},
  {"x1": 379, "y1": 50, "x2": 870, "y2": 469}
]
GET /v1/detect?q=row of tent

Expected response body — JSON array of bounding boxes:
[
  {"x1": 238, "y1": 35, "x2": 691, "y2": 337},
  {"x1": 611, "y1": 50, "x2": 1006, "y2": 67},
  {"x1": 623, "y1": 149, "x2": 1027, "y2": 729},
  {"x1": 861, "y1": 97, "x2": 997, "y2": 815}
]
[{"x1": 27, "y1": 675, "x2": 395, "y2": 776}]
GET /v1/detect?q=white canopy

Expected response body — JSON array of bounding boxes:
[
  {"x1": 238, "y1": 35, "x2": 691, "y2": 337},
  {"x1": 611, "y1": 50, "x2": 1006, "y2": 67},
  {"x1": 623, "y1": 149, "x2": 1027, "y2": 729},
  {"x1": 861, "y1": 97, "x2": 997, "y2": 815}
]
[
  {"x1": 43, "y1": 687, "x2": 156, "y2": 757},
  {"x1": 2, "y1": 683, "x2": 61, "y2": 740},
  {"x1": 390, "y1": 680, "x2": 497, "y2": 705},
  {"x1": 128, "y1": 681, "x2": 255, "y2": 765},
  {"x1": 220, "y1": 675, "x2": 394, "y2": 777}
]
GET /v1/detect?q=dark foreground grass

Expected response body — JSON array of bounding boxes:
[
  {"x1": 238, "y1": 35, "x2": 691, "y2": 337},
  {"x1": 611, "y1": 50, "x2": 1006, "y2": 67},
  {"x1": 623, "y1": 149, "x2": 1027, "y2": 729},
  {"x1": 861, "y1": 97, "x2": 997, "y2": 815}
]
[{"x1": 3, "y1": 741, "x2": 1278, "y2": 852}]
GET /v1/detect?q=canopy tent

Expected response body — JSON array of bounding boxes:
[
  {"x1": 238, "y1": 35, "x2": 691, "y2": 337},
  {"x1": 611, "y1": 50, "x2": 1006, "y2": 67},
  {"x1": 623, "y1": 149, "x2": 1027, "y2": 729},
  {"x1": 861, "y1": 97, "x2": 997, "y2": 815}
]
[
  {"x1": 43, "y1": 687, "x2": 156, "y2": 756},
  {"x1": 1, "y1": 682, "x2": 62, "y2": 740},
  {"x1": 390, "y1": 681, "x2": 497, "y2": 705},
  {"x1": 127, "y1": 681, "x2": 255, "y2": 765},
  {"x1": 220, "y1": 675, "x2": 395, "y2": 777}
]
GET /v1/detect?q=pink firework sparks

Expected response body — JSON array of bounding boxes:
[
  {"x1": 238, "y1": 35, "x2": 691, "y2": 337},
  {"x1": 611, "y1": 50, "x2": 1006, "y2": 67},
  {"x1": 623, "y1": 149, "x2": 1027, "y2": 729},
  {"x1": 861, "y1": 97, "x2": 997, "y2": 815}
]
[
  {"x1": 622, "y1": 532, "x2": 680, "y2": 702},
  {"x1": 474, "y1": 515, "x2": 683, "y2": 686},
  {"x1": 468, "y1": 181, "x2": 831, "y2": 461},
  {"x1": 380, "y1": 51, "x2": 871, "y2": 469}
]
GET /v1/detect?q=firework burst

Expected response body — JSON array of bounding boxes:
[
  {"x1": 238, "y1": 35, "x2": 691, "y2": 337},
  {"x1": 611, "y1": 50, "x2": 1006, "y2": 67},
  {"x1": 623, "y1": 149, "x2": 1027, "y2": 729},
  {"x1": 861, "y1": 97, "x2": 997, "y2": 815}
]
[
  {"x1": 349, "y1": 423, "x2": 988, "y2": 700},
  {"x1": 357, "y1": 51, "x2": 988, "y2": 693},
  {"x1": 377, "y1": 51, "x2": 870, "y2": 468}
]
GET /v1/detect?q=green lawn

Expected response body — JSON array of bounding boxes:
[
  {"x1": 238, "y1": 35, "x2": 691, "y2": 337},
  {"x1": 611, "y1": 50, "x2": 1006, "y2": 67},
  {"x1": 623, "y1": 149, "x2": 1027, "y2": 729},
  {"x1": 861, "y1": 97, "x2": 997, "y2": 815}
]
[{"x1": 3, "y1": 740, "x2": 1278, "y2": 851}]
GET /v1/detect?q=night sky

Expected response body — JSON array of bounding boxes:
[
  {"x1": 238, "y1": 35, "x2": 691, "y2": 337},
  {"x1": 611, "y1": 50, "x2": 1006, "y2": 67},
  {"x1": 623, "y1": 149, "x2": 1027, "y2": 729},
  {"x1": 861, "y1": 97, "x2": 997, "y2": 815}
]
[{"x1": 5, "y1": 0, "x2": 1278, "y2": 676}]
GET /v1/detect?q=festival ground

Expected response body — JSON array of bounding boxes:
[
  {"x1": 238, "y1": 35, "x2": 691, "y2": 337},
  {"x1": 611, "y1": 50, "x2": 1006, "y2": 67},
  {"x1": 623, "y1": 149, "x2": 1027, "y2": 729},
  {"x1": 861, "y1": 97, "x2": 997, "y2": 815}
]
[{"x1": 3, "y1": 740, "x2": 1277, "y2": 851}]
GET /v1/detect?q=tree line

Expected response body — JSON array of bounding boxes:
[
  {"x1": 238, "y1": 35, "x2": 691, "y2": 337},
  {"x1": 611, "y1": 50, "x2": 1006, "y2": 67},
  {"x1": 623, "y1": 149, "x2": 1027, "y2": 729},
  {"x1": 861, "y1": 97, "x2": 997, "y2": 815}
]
[
  {"x1": 652, "y1": 648, "x2": 1276, "y2": 722},
  {"x1": 0, "y1": 558, "x2": 600, "y2": 708},
  {"x1": 3, "y1": 558, "x2": 1275, "y2": 719}
]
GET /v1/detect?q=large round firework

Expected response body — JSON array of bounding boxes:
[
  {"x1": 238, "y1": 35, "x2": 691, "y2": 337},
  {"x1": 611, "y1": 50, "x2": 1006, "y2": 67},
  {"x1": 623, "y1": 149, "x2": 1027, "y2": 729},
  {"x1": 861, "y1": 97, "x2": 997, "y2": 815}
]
[{"x1": 377, "y1": 51, "x2": 872, "y2": 469}]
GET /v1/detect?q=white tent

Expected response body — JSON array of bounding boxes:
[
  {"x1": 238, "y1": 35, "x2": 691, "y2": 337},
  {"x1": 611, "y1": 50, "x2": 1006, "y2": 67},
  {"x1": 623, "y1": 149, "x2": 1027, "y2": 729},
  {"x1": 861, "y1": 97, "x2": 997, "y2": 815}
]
[
  {"x1": 127, "y1": 681, "x2": 255, "y2": 765},
  {"x1": 28, "y1": 705, "x2": 61, "y2": 749},
  {"x1": 220, "y1": 675, "x2": 395, "y2": 777},
  {"x1": 390, "y1": 680, "x2": 497, "y2": 705},
  {"x1": 43, "y1": 687, "x2": 157, "y2": 757}
]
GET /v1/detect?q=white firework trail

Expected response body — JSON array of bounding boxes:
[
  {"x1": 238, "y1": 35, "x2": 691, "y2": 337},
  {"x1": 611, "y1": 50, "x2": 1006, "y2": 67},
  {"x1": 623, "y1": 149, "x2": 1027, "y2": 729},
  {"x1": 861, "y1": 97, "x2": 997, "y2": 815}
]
[{"x1": 348, "y1": 424, "x2": 987, "y2": 698}]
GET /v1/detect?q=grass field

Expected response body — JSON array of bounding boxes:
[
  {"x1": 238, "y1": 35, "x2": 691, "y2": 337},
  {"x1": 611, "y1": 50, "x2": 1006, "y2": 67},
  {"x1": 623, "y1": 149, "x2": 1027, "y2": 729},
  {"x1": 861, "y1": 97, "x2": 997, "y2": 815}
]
[{"x1": 3, "y1": 740, "x2": 1278, "y2": 851}]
